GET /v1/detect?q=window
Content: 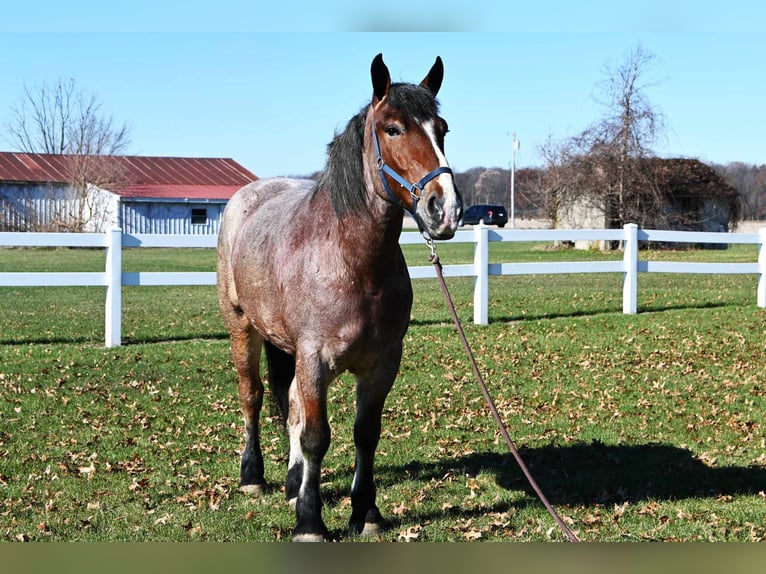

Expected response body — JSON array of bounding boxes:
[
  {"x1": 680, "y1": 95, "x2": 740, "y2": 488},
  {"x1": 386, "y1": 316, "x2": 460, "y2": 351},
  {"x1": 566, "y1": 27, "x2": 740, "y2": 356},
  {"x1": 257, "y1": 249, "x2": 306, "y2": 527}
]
[{"x1": 191, "y1": 207, "x2": 208, "y2": 225}]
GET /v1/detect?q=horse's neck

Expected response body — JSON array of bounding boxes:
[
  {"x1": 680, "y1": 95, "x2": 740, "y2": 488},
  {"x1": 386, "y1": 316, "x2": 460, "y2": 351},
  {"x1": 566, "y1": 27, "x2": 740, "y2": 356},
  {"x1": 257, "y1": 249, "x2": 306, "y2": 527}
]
[
  {"x1": 333, "y1": 191, "x2": 406, "y2": 276},
  {"x1": 313, "y1": 150, "x2": 407, "y2": 272},
  {"x1": 349, "y1": 203, "x2": 403, "y2": 255},
  {"x1": 349, "y1": 147, "x2": 408, "y2": 262}
]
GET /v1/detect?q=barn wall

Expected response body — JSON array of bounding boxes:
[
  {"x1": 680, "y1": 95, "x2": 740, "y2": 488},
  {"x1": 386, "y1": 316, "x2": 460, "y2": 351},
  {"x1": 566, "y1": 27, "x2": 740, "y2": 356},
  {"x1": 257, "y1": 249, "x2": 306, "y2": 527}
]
[
  {"x1": 556, "y1": 195, "x2": 609, "y2": 249},
  {"x1": 119, "y1": 201, "x2": 227, "y2": 235},
  {"x1": 0, "y1": 183, "x2": 118, "y2": 232},
  {"x1": 0, "y1": 183, "x2": 227, "y2": 235}
]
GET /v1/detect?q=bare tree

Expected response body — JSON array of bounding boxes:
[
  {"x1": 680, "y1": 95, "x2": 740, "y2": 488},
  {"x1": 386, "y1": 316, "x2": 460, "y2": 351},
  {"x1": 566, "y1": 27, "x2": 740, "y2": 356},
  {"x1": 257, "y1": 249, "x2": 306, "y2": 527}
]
[
  {"x1": 542, "y1": 45, "x2": 666, "y2": 233},
  {"x1": 6, "y1": 78, "x2": 130, "y2": 155},
  {"x1": 715, "y1": 162, "x2": 766, "y2": 220},
  {"x1": 4, "y1": 78, "x2": 131, "y2": 231},
  {"x1": 474, "y1": 169, "x2": 507, "y2": 205}
]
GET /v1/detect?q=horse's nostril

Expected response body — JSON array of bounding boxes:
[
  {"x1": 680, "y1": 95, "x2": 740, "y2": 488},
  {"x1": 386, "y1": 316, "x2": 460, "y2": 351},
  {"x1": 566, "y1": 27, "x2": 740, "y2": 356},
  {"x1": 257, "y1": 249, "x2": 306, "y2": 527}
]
[{"x1": 427, "y1": 195, "x2": 440, "y2": 215}]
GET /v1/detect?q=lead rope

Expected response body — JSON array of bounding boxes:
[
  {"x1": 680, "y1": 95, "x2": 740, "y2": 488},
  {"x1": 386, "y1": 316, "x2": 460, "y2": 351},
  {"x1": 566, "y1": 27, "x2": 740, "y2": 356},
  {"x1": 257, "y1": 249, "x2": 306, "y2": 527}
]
[{"x1": 427, "y1": 244, "x2": 580, "y2": 542}]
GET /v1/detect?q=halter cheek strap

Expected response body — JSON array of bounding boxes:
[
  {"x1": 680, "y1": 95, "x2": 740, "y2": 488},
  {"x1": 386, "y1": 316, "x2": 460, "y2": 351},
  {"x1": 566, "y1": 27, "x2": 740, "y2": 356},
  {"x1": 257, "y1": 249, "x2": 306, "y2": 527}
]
[{"x1": 372, "y1": 122, "x2": 453, "y2": 218}]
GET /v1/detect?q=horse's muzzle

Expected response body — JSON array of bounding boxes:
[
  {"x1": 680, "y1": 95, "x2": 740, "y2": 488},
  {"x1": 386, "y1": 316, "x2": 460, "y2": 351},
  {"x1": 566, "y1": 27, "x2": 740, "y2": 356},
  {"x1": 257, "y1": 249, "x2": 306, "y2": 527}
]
[{"x1": 419, "y1": 186, "x2": 463, "y2": 240}]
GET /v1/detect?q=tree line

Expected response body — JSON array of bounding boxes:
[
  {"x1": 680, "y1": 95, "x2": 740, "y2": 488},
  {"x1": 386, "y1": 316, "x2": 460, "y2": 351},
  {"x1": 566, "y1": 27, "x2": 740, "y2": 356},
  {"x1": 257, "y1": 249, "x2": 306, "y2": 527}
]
[{"x1": 453, "y1": 161, "x2": 766, "y2": 224}]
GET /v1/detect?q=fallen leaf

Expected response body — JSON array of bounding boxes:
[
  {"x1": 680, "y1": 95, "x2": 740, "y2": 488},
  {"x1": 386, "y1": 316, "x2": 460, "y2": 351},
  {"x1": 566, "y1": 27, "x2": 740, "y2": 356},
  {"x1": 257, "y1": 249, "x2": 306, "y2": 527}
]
[
  {"x1": 392, "y1": 503, "x2": 409, "y2": 516},
  {"x1": 613, "y1": 501, "x2": 628, "y2": 521},
  {"x1": 78, "y1": 462, "x2": 96, "y2": 478},
  {"x1": 463, "y1": 529, "x2": 483, "y2": 541},
  {"x1": 398, "y1": 525, "x2": 422, "y2": 542}
]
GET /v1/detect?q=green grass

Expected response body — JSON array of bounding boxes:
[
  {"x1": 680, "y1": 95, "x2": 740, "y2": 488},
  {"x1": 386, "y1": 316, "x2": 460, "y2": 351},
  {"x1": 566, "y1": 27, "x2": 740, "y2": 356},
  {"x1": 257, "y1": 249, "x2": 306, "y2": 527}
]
[{"x1": 1, "y1": 243, "x2": 764, "y2": 542}]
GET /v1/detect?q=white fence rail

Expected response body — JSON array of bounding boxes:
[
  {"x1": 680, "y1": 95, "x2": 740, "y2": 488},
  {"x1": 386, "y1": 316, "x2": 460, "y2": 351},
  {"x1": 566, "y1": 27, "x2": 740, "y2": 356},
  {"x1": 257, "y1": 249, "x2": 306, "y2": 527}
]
[{"x1": 1, "y1": 223, "x2": 765, "y2": 347}]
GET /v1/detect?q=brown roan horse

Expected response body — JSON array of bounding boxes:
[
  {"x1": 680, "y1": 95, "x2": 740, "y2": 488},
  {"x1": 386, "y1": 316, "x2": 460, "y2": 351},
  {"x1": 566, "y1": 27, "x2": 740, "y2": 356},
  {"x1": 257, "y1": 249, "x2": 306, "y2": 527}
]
[{"x1": 216, "y1": 54, "x2": 463, "y2": 541}]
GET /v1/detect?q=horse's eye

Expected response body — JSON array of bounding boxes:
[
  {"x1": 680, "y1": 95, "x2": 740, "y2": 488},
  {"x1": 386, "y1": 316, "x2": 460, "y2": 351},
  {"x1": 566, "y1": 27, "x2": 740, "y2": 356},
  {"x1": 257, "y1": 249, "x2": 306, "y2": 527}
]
[{"x1": 384, "y1": 125, "x2": 401, "y2": 137}]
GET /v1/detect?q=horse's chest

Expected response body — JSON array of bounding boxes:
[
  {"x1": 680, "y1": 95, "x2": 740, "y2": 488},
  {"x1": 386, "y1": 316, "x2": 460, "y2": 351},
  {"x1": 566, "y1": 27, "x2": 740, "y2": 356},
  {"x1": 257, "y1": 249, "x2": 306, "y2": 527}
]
[{"x1": 311, "y1": 279, "x2": 411, "y2": 367}]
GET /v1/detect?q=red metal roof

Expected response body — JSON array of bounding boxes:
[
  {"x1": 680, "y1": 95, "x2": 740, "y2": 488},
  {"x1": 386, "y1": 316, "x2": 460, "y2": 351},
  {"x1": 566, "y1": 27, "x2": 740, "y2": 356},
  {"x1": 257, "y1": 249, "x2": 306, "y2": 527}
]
[{"x1": 0, "y1": 152, "x2": 257, "y2": 200}]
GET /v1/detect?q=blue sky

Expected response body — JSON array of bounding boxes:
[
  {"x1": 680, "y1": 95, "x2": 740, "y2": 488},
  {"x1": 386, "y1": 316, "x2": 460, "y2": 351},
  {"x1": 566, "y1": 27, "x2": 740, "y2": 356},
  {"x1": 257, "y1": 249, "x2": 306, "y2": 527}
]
[{"x1": 1, "y1": 3, "x2": 764, "y2": 178}]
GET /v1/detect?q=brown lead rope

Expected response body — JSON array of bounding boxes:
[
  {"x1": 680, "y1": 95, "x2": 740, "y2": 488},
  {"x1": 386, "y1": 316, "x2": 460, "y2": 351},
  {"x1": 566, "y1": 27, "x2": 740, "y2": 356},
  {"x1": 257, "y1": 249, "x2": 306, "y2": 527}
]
[{"x1": 429, "y1": 251, "x2": 580, "y2": 542}]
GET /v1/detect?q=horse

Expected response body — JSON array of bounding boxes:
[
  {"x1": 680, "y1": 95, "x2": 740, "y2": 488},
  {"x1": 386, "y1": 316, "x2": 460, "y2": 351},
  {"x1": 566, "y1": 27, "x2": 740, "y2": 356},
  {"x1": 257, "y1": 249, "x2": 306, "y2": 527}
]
[{"x1": 216, "y1": 53, "x2": 463, "y2": 541}]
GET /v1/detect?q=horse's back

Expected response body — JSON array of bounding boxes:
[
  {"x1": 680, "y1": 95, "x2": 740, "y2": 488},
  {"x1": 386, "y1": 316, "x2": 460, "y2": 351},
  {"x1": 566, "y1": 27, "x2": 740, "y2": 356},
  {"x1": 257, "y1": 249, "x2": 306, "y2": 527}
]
[
  {"x1": 217, "y1": 177, "x2": 314, "y2": 315},
  {"x1": 220, "y1": 178, "x2": 313, "y2": 247}
]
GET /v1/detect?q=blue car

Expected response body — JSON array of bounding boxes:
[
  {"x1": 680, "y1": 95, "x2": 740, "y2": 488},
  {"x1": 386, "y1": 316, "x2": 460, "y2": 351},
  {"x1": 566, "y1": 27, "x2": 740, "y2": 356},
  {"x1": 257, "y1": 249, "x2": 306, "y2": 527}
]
[{"x1": 460, "y1": 204, "x2": 508, "y2": 227}]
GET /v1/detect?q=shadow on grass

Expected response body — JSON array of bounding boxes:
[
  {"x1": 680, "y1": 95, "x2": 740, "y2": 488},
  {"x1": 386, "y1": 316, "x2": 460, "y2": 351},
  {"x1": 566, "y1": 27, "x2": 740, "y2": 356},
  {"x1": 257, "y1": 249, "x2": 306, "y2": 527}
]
[
  {"x1": 0, "y1": 335, "x2": 96, "y2": 346},
  {"x1": 0, "y1": 332, "x2": 230, "y2": 346},
  {"x1": 123, "y1": 332, "x2": 229, "y2": 345},
  {"x1": 310, "y1": 440, "x2": 766, "y2": 540},
  {"x1": 410, "y1": 301, "x2": 730, "y2": 328},
  {"x1": 376, "y1": 441, "x2": 765, "y2": 506},
  {"x1": 306, "y1": 441, "x2": 765, "y2": 539},
  {"x1": 489, "y1": 301, "x2": 729, "y2": 325}
]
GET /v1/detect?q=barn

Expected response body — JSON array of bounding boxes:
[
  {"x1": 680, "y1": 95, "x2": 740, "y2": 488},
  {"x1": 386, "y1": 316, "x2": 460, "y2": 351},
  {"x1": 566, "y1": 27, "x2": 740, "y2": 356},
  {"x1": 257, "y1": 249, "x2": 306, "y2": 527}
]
[
  {"x1": 0, "y1": 152, "x2": 257, "y2": 234},
  {"x1": 556, "y1": 157, "x2": 740, "y2": 249}
]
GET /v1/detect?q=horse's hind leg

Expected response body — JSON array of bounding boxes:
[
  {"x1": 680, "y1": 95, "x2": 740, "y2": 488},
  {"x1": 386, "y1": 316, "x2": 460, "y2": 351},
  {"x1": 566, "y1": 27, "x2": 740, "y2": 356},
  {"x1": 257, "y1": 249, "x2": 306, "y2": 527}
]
[
  {"x1": 263, "y1": 341, "x2": 294, "y2": 429},
  {"x1": 229, "y1": 323, "x2": 267, "y2": 494},
  {"x1": 348, "y1": 344, "x2": 401, "y2": 536},
  {"x1": 263, "y1": 342, "x2": 301, "y2": 505}
]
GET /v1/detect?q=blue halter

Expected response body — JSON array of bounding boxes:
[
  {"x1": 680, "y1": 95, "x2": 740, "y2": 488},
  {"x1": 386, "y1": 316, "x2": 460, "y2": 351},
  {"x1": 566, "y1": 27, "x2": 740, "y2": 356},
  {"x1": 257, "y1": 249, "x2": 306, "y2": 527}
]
[{"x1": 372, "y1": 121, "x2": 454, "y2": 220}]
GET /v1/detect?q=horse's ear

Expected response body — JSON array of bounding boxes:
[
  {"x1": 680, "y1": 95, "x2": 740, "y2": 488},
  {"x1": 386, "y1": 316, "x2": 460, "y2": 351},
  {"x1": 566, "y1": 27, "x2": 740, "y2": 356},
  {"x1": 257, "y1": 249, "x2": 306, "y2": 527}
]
[
  {"x1": 371, "y1": 53, "x2": 390, "y2": 104},
  {"x1": 420, "y1": 56, "x2": 444, "y2": 96}
]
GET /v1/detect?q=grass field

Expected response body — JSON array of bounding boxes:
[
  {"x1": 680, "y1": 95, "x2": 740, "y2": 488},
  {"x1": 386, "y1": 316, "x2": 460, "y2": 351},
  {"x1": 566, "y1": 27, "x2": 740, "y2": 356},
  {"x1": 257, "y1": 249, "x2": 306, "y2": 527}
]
[{"x1": 0, "y1": 242, "x2": 764, "y2": 542}]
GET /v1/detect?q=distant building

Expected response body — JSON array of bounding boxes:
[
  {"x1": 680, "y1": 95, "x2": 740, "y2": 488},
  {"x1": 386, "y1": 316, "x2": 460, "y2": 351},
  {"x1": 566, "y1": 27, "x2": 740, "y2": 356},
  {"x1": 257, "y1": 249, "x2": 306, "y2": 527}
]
[
  {"x1": 557, "y1": 158, "x2": 740, "y2": 249},
  {"x1": 0, "y1": 152, "x2": 257, "y2": 234}
]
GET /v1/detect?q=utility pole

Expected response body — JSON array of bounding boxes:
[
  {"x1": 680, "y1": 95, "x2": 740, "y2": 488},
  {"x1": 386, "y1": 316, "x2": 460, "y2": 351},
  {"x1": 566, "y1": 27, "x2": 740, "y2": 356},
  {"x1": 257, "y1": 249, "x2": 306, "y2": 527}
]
[{"x1": 510, "y1": 133, "x2": 519, "y2": 228}]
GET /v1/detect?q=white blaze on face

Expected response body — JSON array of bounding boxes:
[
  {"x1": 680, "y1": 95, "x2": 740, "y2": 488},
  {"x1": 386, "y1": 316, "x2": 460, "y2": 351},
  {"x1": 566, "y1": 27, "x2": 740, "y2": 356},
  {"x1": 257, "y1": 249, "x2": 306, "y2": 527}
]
[{"x1": 421, "y1": 119, "x2": 460, "y2": 227}]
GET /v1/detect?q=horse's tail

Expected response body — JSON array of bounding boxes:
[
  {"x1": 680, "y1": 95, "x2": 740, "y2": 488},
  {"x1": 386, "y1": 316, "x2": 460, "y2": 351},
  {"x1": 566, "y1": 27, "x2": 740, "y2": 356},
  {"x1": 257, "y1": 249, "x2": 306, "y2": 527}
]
[{"x1": 264, "y1": 341, "x2": 295, "y2": 428}]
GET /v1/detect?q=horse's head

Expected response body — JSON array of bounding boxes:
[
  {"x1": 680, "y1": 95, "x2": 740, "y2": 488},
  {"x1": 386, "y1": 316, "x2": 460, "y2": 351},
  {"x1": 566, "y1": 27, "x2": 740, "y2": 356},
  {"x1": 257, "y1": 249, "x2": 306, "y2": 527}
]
[{"x1": 368, "y1": 54, "x2": 463, "y2": 240}]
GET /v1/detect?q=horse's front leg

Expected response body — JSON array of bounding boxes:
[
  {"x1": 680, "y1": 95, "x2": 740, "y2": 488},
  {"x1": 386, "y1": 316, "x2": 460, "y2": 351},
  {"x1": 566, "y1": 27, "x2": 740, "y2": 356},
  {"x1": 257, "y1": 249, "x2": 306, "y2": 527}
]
[
  {"x1": 230, "y1": 325, "x2": 267, "y2": 494},
  {"x1": 349, "y1": 344, "x2": 401, "y2": 536},
  {"x1": 288, "y1": 352, "x2": 332, "y2": 542}
]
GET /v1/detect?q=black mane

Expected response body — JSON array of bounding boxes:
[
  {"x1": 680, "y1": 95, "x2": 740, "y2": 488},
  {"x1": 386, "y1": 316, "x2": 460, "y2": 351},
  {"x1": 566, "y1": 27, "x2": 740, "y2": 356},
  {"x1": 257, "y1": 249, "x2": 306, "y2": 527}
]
[
  {"x1": 313, "y1": 83, "x2": 440, "y2": 216},
  {"x1": 312, "y1": 110, "x2": 368, "y2": 215}
]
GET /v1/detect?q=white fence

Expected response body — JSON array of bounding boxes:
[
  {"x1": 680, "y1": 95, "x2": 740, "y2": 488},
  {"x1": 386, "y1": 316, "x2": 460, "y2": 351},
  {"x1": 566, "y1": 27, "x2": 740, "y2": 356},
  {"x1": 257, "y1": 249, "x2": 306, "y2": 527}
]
[{"x1": 1, "y1": 223, "x2": 765, "y2": 347}]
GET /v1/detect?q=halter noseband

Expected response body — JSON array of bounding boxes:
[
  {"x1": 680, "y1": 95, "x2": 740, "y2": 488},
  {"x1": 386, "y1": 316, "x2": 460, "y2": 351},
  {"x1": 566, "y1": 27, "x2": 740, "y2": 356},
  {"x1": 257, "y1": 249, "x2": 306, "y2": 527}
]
[{"x1": 372, "y1": 121, "x2": 454, "y2": 219}]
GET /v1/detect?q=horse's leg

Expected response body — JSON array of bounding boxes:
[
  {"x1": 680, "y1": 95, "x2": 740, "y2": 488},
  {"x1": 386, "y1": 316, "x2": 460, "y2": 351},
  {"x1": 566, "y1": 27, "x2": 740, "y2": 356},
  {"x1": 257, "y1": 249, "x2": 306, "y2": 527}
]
[
  {"x1": 285, "y1": 377, "x2": 303, "y2": 509},
  {"x1": 288, "y1": 351, "x2": 332, "y2": 542},
  {"x1": 348, "y1": 344, "x2": 401, "y2": 536},
  {"x1": 263, "y1": 342, "x2": 301, "y2": 506},
  {"x1": 263, "y1": 341, "x2": 294, "y2": 429},
  {"x1": 230, "y1": 323, "x2": 267, "y2": 494}
]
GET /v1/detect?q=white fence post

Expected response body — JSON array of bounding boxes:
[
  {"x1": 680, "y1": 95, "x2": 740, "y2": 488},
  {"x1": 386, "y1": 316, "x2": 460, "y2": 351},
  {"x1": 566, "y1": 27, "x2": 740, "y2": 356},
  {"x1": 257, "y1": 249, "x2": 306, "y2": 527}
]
[
  {"x1": 758, "y1": 228, "x2": 766, "y2": 308},
  {"x1": 473, "y1": 223, "x2": 489, "y2": 325},
  {"x1": 623, "y1": 223, "x2": 638, "y2": 314},
  {"x1": 105, "y1": 228, "x2": 122, "y2": 347}
]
